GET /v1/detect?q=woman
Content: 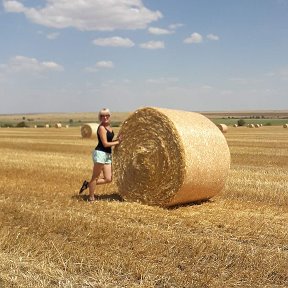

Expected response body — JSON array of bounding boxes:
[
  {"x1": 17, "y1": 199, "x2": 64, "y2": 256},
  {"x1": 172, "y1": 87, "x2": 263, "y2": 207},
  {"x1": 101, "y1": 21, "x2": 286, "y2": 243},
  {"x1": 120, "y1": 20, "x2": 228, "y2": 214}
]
[{"x1": 79, "y1": 108, "x2": 122, "y2": 202}]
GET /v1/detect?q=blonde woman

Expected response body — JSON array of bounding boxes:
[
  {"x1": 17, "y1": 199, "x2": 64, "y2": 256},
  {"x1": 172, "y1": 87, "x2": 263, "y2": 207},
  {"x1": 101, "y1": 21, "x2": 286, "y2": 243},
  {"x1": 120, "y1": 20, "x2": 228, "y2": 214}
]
[{"x1": 79, "y1": 108, "x2": 122, "y2": 201}]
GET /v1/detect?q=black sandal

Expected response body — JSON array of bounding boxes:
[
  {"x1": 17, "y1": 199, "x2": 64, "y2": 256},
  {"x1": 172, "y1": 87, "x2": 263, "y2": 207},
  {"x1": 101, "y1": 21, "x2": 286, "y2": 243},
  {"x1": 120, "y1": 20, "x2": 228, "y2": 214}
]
[{"x1": 79, "y1": 180, "x2": 89, "y2": 194}]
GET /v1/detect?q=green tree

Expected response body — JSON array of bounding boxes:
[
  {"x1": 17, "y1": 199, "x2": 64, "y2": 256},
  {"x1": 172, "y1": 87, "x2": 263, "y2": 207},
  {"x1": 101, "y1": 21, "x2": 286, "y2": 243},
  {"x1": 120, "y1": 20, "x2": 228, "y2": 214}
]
[
  {"x1": 237, "y1": 119, "x2": 246, "y2": 126},
  {"x1": 16, "y1": 121, "x2": 28, "y2": 127}
]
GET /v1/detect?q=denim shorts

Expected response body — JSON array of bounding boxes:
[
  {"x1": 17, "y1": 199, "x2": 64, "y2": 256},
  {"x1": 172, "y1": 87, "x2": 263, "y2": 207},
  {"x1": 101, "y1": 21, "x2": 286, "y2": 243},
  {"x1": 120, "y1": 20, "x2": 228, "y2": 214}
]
[{"x1": 92, "y1": 150, "x2": 112, "y2": 164}]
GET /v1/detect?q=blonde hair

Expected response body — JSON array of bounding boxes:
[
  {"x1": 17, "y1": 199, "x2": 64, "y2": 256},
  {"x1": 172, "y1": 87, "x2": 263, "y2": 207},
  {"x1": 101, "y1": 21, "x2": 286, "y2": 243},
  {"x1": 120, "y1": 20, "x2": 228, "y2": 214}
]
[{"x1": 98, "y1": 108, "x2": 111, "y2": 121}]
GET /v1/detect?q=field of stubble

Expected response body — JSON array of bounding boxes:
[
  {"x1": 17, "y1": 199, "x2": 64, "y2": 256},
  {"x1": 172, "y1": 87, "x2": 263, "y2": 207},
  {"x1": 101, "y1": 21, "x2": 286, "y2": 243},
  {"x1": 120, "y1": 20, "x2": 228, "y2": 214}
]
[{"x1": 0, "y1": 126, "x2": 287, "y2": 288}]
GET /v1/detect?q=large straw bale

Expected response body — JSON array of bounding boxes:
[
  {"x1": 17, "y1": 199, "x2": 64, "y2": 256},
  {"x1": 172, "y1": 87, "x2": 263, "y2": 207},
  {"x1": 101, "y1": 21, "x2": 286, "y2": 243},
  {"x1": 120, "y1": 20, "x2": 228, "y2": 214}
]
[
  {"x1": 217, "y1": 123, "x2": 228, "y2": 133},
  {"x1": 283, "y1": 124, "x2": 288, "y2": 128},
  {"x1": 55, "y1": 123, "x2": 62, "y2": 128},
  {"x1": 233, "y1": 124, "x2": 238, "y2": 127},
  {"x1": 255, "y1": 124, "x2": 260, "y2": 128},
  {"x1": 81, "y1": 123, "x2": 98, "y2": 138},
  {"x1": 114, "y1": 107, "x2": 230, "y2": 207}
]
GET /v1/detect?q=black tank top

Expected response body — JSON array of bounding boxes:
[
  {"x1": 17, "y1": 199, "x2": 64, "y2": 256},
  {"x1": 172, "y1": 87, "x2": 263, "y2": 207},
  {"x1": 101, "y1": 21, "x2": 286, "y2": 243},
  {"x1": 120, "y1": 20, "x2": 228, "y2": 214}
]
[{"x1": 95, "y1": 125, "x2": 114, "y2": 153}]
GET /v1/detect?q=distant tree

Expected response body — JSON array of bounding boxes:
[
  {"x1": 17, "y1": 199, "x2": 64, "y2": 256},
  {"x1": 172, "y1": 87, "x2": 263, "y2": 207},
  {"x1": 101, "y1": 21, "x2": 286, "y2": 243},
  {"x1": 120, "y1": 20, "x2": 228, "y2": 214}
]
[
  {"x1": 2, "y1": 123, "x2": 13, "y2": 128},
  {"x1": 237, "y1": 119, "x2": 246, "y2": 126},
  {"x1": 69, "y1": 119, "x2": 73, "y2": 124},
  {"x1": 16, "y1": 121, "x2": 28, "y2": 127},
  {"x1": 22, "y1": 116, "x2": 26, "y2": 120}
]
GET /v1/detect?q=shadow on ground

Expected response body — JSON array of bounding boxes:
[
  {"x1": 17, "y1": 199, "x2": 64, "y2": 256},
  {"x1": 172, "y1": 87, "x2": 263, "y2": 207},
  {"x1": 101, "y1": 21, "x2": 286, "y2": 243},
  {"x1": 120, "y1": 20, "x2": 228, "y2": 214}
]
[
  {"x1": 167, "y1": 198, "x2": 212, "y2": 210},
  {"x1": 73, "y1": 193, "x2": 124, "y2": 203}
]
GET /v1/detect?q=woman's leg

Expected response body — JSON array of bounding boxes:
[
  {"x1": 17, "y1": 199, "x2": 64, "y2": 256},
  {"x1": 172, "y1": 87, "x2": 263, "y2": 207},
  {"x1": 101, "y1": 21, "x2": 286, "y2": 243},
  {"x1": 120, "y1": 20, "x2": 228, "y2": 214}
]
[
  {"x1": 88, "y1": 163, "x2": 104, "y2": 201},
  {"x1": 96, "y1": 164, "x2": 112, "y2": 184}
]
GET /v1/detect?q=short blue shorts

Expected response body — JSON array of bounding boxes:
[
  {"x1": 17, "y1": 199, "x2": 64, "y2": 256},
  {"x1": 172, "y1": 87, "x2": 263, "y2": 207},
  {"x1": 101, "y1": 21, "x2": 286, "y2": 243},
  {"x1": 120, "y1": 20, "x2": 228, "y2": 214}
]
[{"x1": 92, "y1": 150, "x2": 112, "y2": 164}]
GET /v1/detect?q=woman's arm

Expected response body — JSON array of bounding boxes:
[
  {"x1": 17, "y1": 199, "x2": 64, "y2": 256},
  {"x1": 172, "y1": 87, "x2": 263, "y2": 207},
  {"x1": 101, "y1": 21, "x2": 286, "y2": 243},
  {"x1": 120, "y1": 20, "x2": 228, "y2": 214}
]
[{"x1": 98, "y1": 126, "x2": 121, "y2": 148}]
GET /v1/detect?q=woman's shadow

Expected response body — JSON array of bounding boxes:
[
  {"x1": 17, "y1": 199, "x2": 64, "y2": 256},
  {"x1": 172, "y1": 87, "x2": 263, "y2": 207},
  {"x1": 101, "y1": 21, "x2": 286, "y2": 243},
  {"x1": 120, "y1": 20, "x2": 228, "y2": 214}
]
[{"x1": 73, "y1": 192, "x2": 124, "y2": 203}]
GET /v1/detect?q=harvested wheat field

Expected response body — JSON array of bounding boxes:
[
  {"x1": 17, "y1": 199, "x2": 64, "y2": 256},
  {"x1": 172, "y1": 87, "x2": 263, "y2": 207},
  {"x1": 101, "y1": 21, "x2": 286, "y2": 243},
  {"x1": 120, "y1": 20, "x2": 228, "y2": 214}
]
[{"x1": 0, "y1": 125, "x2": 287, "y2": 287}]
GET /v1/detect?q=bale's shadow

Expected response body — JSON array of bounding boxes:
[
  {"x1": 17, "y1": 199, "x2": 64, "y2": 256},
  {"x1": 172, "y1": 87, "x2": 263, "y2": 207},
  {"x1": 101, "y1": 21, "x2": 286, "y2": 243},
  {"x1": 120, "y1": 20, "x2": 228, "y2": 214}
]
[
  {"x1": 167, "y1": 198, "x2": 212, "y2": 210},
  {"x1": 73, "y1": 193, "x2": 124, "y2": 203}
]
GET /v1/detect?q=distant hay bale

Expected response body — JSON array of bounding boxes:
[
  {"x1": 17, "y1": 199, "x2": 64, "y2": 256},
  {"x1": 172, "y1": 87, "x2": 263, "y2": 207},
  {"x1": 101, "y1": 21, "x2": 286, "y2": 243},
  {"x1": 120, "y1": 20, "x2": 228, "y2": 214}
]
[
  {"x1": 45, "y1": 124, "x2": 50, "y2": 128},
  {"x1": 283, "y1": 124, "x2": 288, "y2": 128},
  {"x1": 260, "y1": 124, "x2": 263, "y2": 127},
  {"x1": 55, "y1": 123, "x2": 62, "y2": 128},
  {"x1": 233, "y1": 124, "x2": 238, "y2": 127},
  {"x1": 255, "y1": 124, "x2": 260, "y2": 128},
  {"x1": 81, "y1": 123, "x2": 98, "y2": 138},
  {"x1": 248, "y1": 124, "x2": 255, "y2": 128},
  {"x1": 217, "y1": 124, "x2": 228, "y2": 133},
  {"x1": 34, "y1": 125, "x2": 37, "y2": 128},
  {"x1": 114, "y1": 107, "x2": 231, "y2": 207},
  {"x1": 65, "y1": 125, "x2": 69, "y2": 128}
]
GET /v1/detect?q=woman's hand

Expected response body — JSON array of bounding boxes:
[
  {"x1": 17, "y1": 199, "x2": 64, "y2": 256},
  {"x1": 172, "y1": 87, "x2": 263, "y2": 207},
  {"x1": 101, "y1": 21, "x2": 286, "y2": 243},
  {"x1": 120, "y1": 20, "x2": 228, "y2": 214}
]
[{"x1": 116, "y1": 134, "x2": 123, "y2": 144}]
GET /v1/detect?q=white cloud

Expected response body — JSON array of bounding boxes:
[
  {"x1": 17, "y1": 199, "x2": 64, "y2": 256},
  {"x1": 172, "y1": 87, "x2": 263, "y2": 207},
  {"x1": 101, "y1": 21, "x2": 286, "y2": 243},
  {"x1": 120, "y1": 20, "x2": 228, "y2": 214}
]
[
  {"x1": 148, "y1": 27, "x2": 173, "y2": 35},
  {"x1": 93, "y1": 37, "x2": 135, "y2": 47},
  {"x1": 183, "y1": 32, "x2": 203, "y2": 44},
  {"x1": 46, "y1": 32, "x2": 60, "y2": 40},
  {"x1": 96, "y1": 61, "x2": 114, "y2": 69},
  {"x1": 42, "y1": 61, "x2": 62, "y2": 69},
  {"x1": 146, "y1": 77, "x2": 179, "y2": 84},
  {"x1": 279, "y1": 68, "x2": 288, "y2": 80},
  {"x1": 84, "y1": 67, "x2": 98, "y2": 73},
  {"x1": 0, "y1": 55, "x2": 63, "y2": 73},
  {"x1": 220, "y1": 90, "x2": 233, "y2": 96},
  {"x1": 201, "y1": 85, "x2": 213, "y2": 90},
  {"x1": 139, "y1": 41, "x2": 165, "y2": 49},
  {"x1": 207, "y1": 34, "x2": 219, "y2": 41},
  {"x1": 3, "y1": 0, "x2": 162, "y2": 31},
  {"x1": 169, "y1": 23, "x2": 184, "y2": 30},
  {"x1": 85, "y1": 60, "x2": 115, "y2": 72},
  {"x1": 267, "y1": 67, "x2": 288, "y2": 80},
  {"x1": 3, "y1": 0, "x2": 25, "y2": 12},
  {"x1": 229, "y1": 77, "x2": 249, "y2": 85}
]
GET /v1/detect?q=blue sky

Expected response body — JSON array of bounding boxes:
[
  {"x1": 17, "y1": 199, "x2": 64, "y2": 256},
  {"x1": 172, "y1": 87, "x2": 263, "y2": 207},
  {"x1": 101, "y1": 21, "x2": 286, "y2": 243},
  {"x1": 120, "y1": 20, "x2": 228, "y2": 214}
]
[{"x1": 1, "y1": 0, "x2": 288, "y2": 114}]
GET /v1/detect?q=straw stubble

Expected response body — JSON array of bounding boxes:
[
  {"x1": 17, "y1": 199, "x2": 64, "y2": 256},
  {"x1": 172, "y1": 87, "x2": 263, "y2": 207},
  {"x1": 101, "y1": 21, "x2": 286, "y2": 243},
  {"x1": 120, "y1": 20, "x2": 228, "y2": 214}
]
[{"x1": 114, "y1": 107, "x2": 230, "y2": 207}]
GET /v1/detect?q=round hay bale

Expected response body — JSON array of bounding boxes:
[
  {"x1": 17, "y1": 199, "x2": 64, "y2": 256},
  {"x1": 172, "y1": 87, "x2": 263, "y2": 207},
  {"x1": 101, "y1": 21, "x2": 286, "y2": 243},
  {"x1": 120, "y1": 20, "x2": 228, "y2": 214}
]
[
  {"x1": 248, "y1": 124, "x2": 255, "y2": 128},
  {"x1": 81, "y1": 123, "x2": 98, "y2": 138},
  {"x1": 255, "y1": 124, "x2": 260, "y2": 128},
  {"x1": 217, "y1": 123, "x2": 228, "y2": 133},
  {"x1": 45, "y1": 124, "x2": 50, "y2": 128},
  {"x1": 113, "y1": 107, "x2": 230, "y2": 207},
  {"x1": 233, "y1": 124, "x2": 238, "y2": 127},
  {"x1": 55, "y1": 123, "x2": 62, "y2": 128},
  {"x1": 283, "y1": 124, "x2": 288, "y2": 128}
]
